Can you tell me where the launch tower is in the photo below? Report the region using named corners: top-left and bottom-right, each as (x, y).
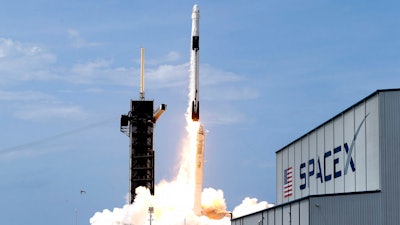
top-left (120, 48), bottom-right (166, 203)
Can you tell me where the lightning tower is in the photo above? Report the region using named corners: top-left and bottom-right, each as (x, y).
top-left (120, 48), bottom-right (166, 203)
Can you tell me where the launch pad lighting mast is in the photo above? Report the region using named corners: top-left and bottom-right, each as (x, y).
top-left (120, 48), bottom-right (166, 203)
top-left (140, 48), bottom-right (145, 100)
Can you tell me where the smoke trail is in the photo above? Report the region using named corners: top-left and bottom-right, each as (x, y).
top-left (0, 119), bottom-right (112, 156)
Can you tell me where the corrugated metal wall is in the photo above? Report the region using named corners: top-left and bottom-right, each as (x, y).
top-left (309, 192), bottom-right (381, 225)
top-left (240, 212), bottom-right (263, 225)
top-left (379, 91), bottom-right (400, 225)
top-left (231, 199), bottom-right (309, 225)
top-left (232, 193), bottom-right (380, 225)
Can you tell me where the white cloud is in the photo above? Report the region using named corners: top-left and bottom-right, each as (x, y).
top-left (65, 59), bottom-right (247, 93)
top-left (0, 37), bottom-right (58, 84)
top-left (201, 64), bottom-right (243, 86)
top-left (0, 37), bottom-right (248, 93)
top-left (67, 59), bottom-right (138, 86)
top-left (70, 59), bottom-right (114, 83)
top-left (67, 59), bottom-right (189, 88)
top-left (67, 29), bottom-right (102, 48)
top-left (146, 51), bottom-right (181, 65)
top-left (0, 37), bottom-right (256, 126)
top-left (0, 90), bottom-right (86, 121)
top-left (146, 63), bottom-right (188, 88)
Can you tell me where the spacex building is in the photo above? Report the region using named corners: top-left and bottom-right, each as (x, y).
top-left (232, 89), bottom-right (400, 225)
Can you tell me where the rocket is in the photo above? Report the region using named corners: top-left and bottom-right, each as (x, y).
top-left (191, 4), bottom-right (200, 121)
top-left (193, 124), bottom-right (205, 216)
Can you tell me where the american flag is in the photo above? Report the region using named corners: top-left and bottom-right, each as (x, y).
top-left (283, 167), bottom-right (293, 198)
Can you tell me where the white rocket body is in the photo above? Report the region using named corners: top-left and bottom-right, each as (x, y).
top-left (193, 124), bottom-right (205, 216)
top-left (190, 4), bottom-right (204, 217)
top-left (191, 4), bottom-right (200, 121)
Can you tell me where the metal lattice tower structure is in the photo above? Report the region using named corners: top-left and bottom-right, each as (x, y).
top-left (120, 48), bottom-right (166, 203)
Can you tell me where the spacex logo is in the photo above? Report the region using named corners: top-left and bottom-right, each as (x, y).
top-left (283, 114), bottom-right (369, 196)
top-left (298, 142), bottom-right (356, 191)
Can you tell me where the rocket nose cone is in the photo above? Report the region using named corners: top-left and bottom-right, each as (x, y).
top-left (192, 4), bottom-right (200, 19)
top-left (192, 4), bottom-right (199, 13)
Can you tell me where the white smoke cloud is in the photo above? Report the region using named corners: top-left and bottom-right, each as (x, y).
top-left (232, 197), bottom-right (273, 219)
top-left (201, 188), bottom-right (229, 220)
top-left (90, 206), bottom-right (128, 225)
top-left (90, 186), bottom-right (232, 225)
top-left (90, 188), bottom-right (276, 224)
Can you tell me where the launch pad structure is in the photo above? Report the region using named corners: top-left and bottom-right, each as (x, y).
top-left (119, 4), bottom-right (203, 207)
top-left (120, 48), bottom-right (166, 203)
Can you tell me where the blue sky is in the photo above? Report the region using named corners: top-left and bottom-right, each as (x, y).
top-left (0, 1), bottom-right (399, 224)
